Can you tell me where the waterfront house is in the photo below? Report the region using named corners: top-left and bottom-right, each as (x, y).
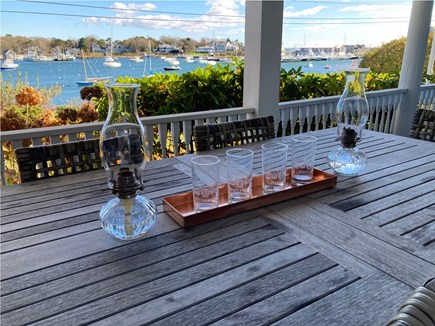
top-left (196, 46), bottom-right (215, 54)
top-left (2, 49), bottom-right (17, 60)
top-left (157, 44), bottom-right (179, 53)
top-left (213, 41), bottom-right (239, 53)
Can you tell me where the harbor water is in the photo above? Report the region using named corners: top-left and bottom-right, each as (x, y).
top-left (1, 57), bottom-right (361, 106)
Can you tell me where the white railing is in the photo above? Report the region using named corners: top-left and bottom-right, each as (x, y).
top-left (419, 83), bottom-right (435, 110)
top-left (3, 85), bottom-right (435, 185)
top-left (1, 107), bottom-right (255, 185)
top-left (279, 88), bottom-right (407, 135)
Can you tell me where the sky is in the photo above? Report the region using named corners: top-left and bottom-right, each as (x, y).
top-left (0, 0), bottom-right (432, 48)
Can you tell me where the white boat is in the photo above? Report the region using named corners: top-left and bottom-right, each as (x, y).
top-left (281, 57), bottom-right (296, 62)
top-left (52, 48), bottom-right (76, 61)
top-left (166, 58), bottom-right (180, 65)
top-left (130, 56), bottom-right (144, 63)
top-left (1, 59), bottom-right (19, 70)
top-left (142, 40), bottom-right (154, 77)
top-left (103, 35), bottom-right (122, 68)
top-left (103, 56), bottom-right (122, 68)
top-left (32, 55), bottom-right (54, 62)
top-left (164, 65), bottom-right (181, 71)
top-left (76, 77), bottom-right (112, 86)
top-left (77, 51), bottom-right (111, 86)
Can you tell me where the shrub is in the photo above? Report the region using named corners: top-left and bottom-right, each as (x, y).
top-left (32, 110), bottom-right (59, 128)
top-left (15, 86), bottom-right (42, 106)
top-left (80, 86), bottom-right (104, 102)
top-left (0, 109), bottom-right (27, 131)
top-left (78, 103), bottom-right (99, 122)
top-left (56, 106), bottom-right (78, 124)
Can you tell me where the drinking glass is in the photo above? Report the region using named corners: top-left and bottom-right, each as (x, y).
top-left (191, 155), bottom-right (220, 212)
top-left (226, 149), bottom-right (254, 204)
top-left (262, 142), bottom-right (288, 193)
top-left (291, 135), bottom-right (317, 185)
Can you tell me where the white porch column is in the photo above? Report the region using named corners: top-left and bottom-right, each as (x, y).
top-left (393, 0), bottom-right (434, 136)
top-left (243, 0), bottom-right (283, 128)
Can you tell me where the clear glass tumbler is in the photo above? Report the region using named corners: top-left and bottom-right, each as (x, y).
top-left (291, 135), bottom-right (317, 185)
top-left (191, 155), bottom-right (220, 212)
top-left (226, 149), bottom-right (254, 203)
top-left (262, 142), bottom-right (288, 193)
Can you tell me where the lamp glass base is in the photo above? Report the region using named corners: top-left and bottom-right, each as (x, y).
top-left (100, 195), bottom-right (157, 240)
top-left (327, 146), bottom-right (368, 176)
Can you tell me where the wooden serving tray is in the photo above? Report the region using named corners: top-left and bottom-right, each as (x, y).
top-left (163, 168), bottom-right (337, 228)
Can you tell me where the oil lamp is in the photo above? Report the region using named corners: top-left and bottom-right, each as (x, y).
top-left (99, 84), bottom-right (157, 240)
top-left (327, 68), bottom-right (369, 176)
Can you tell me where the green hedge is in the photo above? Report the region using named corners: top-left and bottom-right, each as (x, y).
top-left (93, 59), bottom-right (401, 120)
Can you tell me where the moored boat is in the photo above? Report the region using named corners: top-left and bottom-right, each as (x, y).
top-left (76, 77), bottom-right (111, 86)
top-left (103, 35), bottom-right (122, 68)
top-left (103, 56), bottom-right (122, 68)
top-left (77, 50), bottom-right (112, 86)
top-left (1, 59), bottom-right (19, 70)
top-left (164, 65), bottom-right (181, 71)
top-left (130, 56), bottom-right (144, 63)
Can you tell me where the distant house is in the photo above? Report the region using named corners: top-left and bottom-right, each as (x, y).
top-left (214, 41), bottom-right (239, 52)
top-left (91, 43), bottom-right (105, 53)
top-left (214, 43), bottom-right (227, 53)
top-left (2, 49), bottom-right (17, 60)
top-left (113, 44), bottom-right (131, 54)
top-left (157, 44), bottom-right (178, 53)
top-left (196, 46), bottom-right (214, 54)
top-left (224, 42), bottom-right (239, 52)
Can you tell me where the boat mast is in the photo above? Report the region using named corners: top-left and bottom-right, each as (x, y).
top-left (81, 49), bottom-right (88, 80)
top-left (149, 39), bottom-right (152, 74)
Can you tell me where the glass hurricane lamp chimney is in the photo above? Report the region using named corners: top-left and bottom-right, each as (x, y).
top-left (99, 83), bottom-right (156, 240)
top-left (327, 69), bottom-right (370, 177)
top-left (336, 68), bottom-right (370, 143)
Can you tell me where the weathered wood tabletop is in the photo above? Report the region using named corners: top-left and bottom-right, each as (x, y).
top-left (1, 128), bottom-right (434, 325)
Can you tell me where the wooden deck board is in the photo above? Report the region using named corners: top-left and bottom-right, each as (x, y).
top-left (271, 273), bottom-right (412, 326)
top-left (148, 254), bottom-right (337, 326)
top-left (266, 200), bottom-right (435, 287)
top-left (15, 238), bottom-right (308, 325)
top-left (382, 205), bottom-right (435, 236)
top-left (363, 192), bottom-right (435, 227)
top-left (210, 266), bottom-right (358, 326)
top-left (2, 129), bottom-right (434, 325)
top-left (1, 212), bottom-right (257, 294)
top-left (333, 181), bottom-right (435, 219)
top-left (89, 242), bottom-right (319, 326)
top-left (402, 221), bottom-right (435, 246)
top-left (2, 223), bottom-right (284, 315)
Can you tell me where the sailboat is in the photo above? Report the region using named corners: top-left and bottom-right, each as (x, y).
top-left (77, 50), bottom-right (112, 86)
top-left (103, 36), bottom-right (122, 68)
top-left (0, 50), bottom-right (18, 70)
top-left (130, 55), bottom-right (144, 63)
top-left (142, 40), bottom-right (154, 77)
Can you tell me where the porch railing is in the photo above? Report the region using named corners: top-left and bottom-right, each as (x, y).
top-left (1, 107), bottom-right (256, 185)
top-left (279, 87), bottom-right (407, 135)
top-left (418, 83), bottom-right (435, 110)
top-left (3, 84), bottom-right (435, 185)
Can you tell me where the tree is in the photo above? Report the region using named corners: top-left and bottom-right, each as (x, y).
top-left (78, 38), bottom-right (88, 52)
top-left (50, 38), bottom-right (66, 49)
top-left (360, 32), bottom-right (434, 75)
top-left (124, 36), bottom-right (149, 53)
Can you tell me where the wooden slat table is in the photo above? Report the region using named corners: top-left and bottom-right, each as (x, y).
top-left (1, 129), bottom-right (434, 326)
